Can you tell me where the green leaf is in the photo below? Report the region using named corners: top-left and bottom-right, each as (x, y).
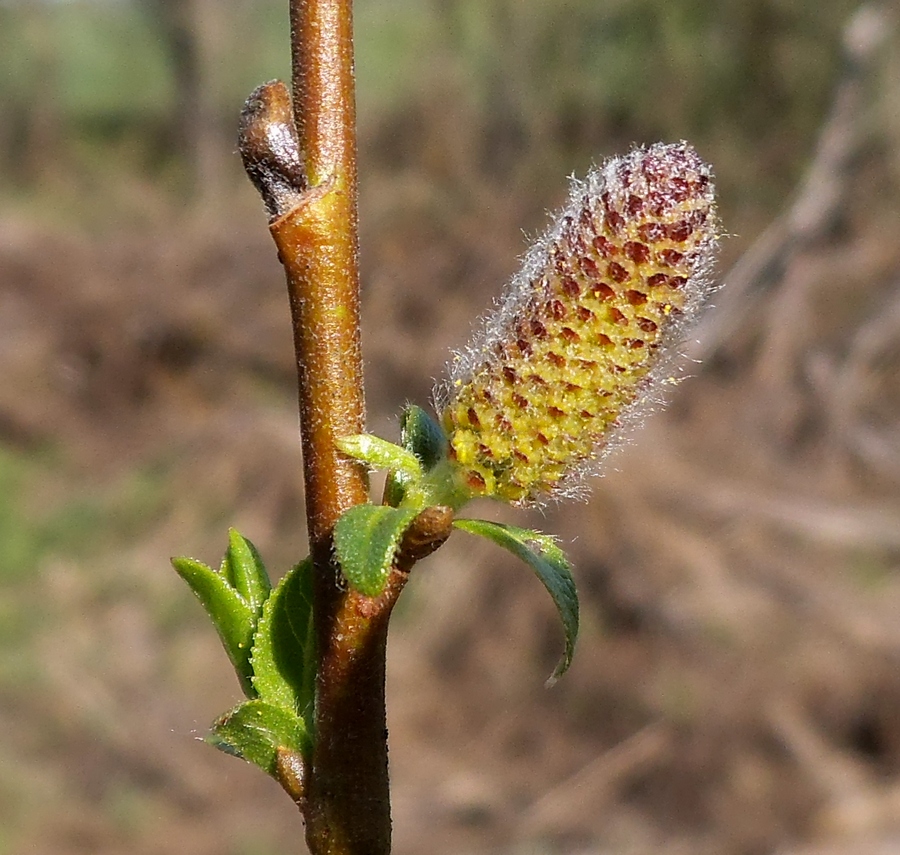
top-left (171, 555), bottom-right (257, 697)
top-left (384, 405), bottom-right (449, 506)
top-left (208, 699), bottom-right (311, 777)
top-left (335, 433), bottom-right (423, 479)
top-left (221, 528), bottom-right (272, 616)
top-left (250, 559), bottom-right (316, 729)
top-left (400, 405), bottom-right (447, 471)
top-left (383, 471), bottom-right (407, 509)
top-left (333, 504), bottom-right (419, 597)
top-left (453, 519), bottom-right (579, 683)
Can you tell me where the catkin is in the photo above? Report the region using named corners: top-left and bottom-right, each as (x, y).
top-left (436, 142), bottom-right (719, 504)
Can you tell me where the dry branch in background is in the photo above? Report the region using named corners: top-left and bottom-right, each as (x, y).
top-left (689, 3), bottom-right (892, 366)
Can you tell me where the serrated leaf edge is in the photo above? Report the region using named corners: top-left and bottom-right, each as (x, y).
top-left (249, 559), bottom-right (315, 717)
top-left (207, 698), bottom-right (311, 777)
top-left (224, 528), bottom-right (272, 615)
top-left (333, 504), bottom-right (420, 597)
top-left (171, 555), bottom-right (257, 696)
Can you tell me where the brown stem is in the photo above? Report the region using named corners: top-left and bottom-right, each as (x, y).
top-left (238, 5), bottom-right (457, 851)
top-left (239, 3), bottom-right (416, 853)
top-left (272, 173), bottom-right (393, 853)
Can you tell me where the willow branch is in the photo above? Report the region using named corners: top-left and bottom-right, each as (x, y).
top-left (239, 1), bottom-right (425, 852)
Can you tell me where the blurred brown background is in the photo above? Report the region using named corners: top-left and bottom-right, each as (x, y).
top-left (2, 1), bottom-right (900, 853)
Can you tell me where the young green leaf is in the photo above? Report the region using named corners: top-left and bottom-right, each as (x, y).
top-left (333, 504), bottom-right (419, 597)
top-left (382, 404), bottom-right (450, 506)
top-left (383, 470), bottom-right (407, 509)
top-left (221, 528), bottom-right (272, 615)
top-left (250, 559), bottom-right (316, 729)
top-left (400, 404), bottom-right (447, 471)
top-left (171, 556), bottom-right (257, 697)
top-left (336, 433), bottom-right (423, 479)
top-left (208, 699), bottom-right (311, 777)
top-left (453, 518), bottom-right (579, 683)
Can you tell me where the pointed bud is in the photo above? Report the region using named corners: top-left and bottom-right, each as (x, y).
top-left (436, 142), bottom-right (719, 504)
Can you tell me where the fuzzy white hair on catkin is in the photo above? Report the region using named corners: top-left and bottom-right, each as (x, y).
top-left (434, 142), bottom-right (720, 504)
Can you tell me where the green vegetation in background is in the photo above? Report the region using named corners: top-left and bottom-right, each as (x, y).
top-left (0, 0), bottom-right (861, 219)
top-left (418, 0), bottom-right (858, 202)
top-left (0, 451), bottom-right (39, 583)
top-left (0, 0), bottom-right (287, 120)
top-left (0, 447), bottom-right (172, 664)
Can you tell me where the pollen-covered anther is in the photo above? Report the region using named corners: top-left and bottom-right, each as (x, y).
top-left (437, 141), bottom-right (719, 505)
top-left (624, 242), bottom-right (650, 264)
top-left (546, 299), bottom-right (567, 319)
top-left (593, 282), bottom-right (616, 300)
top-left (607, 262), bottom-right (629, 283)
top-left (466, 471), bottom-right (487, 492)
top-left (592, 235), bottom-right (617, 257)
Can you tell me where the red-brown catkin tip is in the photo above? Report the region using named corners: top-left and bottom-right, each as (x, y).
top-left (436, 142), bottom-right (719, 505)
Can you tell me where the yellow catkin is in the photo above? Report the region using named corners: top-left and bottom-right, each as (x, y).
top-left (436, 142), bottom-right (719, 504)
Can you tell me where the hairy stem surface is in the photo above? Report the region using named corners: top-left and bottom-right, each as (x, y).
top-left (280, 1), bottom-right (388, 852)
top-left (239, 4), bottom-right (447, 850)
